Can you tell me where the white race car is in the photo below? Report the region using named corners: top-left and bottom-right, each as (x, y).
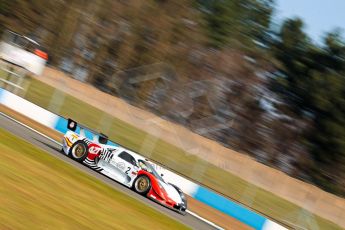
top-left (61, 119), bottom-right (187, 214)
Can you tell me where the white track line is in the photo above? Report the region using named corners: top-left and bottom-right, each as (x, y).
top-left (0, 112), bottom-right (225, 230)
top-left (0, 112), bottom-right (62, 146)
top-left (187, 210), bottom-right (224, 230)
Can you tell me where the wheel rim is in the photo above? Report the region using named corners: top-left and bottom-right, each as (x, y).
top-left (72, 144), bottom-right (86, 159)
top-left (135, 177), bottom-right (149, 192)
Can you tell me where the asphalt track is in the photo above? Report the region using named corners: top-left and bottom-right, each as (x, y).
top-left (0, 113), bottom-right (218, 230)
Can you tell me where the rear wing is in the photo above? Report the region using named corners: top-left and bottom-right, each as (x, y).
top-left (67, 118), bottom-right (108, 144)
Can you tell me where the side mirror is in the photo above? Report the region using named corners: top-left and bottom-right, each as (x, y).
top-left (67, 118), bottom-right (77, 131)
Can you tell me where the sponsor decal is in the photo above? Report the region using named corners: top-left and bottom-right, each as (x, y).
top-left (71, 134), bottom-right (78, 140)
top-left (64, 137), bottom-right (73, 147)
top-left (117, 162), bottom-right (125, 170)
top-left (89, 146), bottom-right (101, 155)
top-left (99, 149), bottom-right (114, 162)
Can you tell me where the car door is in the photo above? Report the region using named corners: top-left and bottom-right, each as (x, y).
top-left (109, 150), bottom-right (138, 185)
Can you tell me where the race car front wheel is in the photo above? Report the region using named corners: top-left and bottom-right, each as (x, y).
top-left (133, 175), bottom-right (151, 195)
top-left (69, 140), bottom-right (88, 163)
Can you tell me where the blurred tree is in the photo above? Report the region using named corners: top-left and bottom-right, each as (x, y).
top-left (307, 34), bottom-right (345, 194)
top-left (197, 0), bottom-right (274, 48)
top-left (199, 0), bottom-right (237, 48)
top-left (272, 19), bottom-right (345, 195)
top-left (0, 0), bottom-right (15, 17)
top-left (272, 18), bottom-right (312, 112)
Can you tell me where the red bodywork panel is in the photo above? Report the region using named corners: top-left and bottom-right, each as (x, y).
top-left (136, 170), bottom-right (177, 208)
top-left (86, 143), bottom-right (102, 160)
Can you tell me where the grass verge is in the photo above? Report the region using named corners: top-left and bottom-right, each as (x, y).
top-left (0, 128), bottom-right (189, 230)
top-left (3, 76), bottom-right (342, 229)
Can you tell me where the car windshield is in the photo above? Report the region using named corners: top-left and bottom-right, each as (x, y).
top-left (138, 160), bottom-right (164, 181)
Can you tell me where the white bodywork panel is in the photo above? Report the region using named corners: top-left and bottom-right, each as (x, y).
top-left (161, 182), bottom-right (183, 204)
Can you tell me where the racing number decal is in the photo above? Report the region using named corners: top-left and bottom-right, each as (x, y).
top-left (125, 167), bottom-right (131, 174)
top-left (87, 144), bottom-right (102, 160)
top-left (89, 146), bottom-right (101, 155)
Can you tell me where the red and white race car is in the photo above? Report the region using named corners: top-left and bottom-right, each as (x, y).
top-left (61, 119), bottom-right (187, 214)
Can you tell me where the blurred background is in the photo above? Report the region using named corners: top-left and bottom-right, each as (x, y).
top-left (0, 0), bottom-right (344, 199)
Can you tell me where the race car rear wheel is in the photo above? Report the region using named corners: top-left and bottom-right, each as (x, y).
top-left (69, 140), bottom-right (88, 163)
top-left (133, 175), bottom-right (151, 195)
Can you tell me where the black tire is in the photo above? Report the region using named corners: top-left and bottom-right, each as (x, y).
top-left (68, 140), bottom-right (88, 163)
top-left (133, 175), bottom-right (151, 195)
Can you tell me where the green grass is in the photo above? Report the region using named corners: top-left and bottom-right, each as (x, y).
top-left (5, 77), bottom-right (343, 229)
top-left (0, 128), bottom-right (189, 230)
